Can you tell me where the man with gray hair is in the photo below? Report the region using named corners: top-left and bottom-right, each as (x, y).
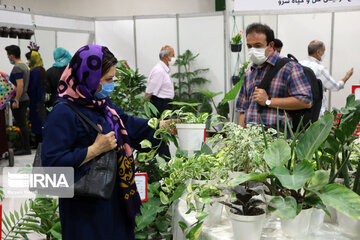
top-left (300, 40), bottom-right (353, 116)
top-left (146, 45), bottom-right (176, 116)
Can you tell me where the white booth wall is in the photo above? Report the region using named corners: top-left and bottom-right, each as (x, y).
top-left (0, 8), bottom-right (94, 75)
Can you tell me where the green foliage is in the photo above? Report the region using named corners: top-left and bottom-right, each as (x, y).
top-left (172, 50), bottom-right (210, 113)
top-left (110, 61), bottom-right (158, 118)
top-left (231, 33), bottom-right (242, 44)
top-left (210, 122), bottom-right (277, 172)
top-left (2, 198), bottom-right (61, 240)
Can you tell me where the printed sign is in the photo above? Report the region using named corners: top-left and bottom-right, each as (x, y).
top-left (135, 173), bottom-right (148, 202)
top-left (234, 0), bottom-right (359, 11)
top-left (352, 85), bottom-right (360, 100)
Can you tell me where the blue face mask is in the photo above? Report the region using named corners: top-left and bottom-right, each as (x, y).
top-left (94, 82), bottom-right (115, 99)
top-left (9, 59), bottom-right (15, 65)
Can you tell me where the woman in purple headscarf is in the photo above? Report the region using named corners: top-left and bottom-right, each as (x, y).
top-left (41, 45), bottom-right (164, 240)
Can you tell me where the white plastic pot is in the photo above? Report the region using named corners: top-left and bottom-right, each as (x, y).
top-left (337, 210), bottom-right (360, 237)
top-left (309, 208), bottom-right (325, 233)
top-left (281, 208), bottom-right (313, 238)
top-left (324, 206), bottom-right (337, 223)
top-left (203, 196), bottom-right (225, 227)
top-left (229, 210), bottom-right (266, 240)
top-left (176, 123), bottom-right (206, 151)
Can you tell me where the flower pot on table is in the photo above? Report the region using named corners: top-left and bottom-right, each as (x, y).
top-left (176, 123), bottom-right (206, 151)
top-left (281, 208), bottom-right (312, 238)
top-left (229, 208), bottom-right (266, 240)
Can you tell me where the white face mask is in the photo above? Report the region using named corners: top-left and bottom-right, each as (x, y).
top-left (248, 48), bottom-right (267, 65)
top-left (169, 57), bottom-right (177, 65)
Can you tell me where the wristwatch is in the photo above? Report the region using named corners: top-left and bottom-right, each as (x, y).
top-left (265, 97), bottom-right (271, 107)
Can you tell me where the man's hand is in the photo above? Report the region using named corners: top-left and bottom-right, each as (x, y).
top-left (12, 101), bottom-right (19, 109)
top-left (343, 68), bottom-right (354, 83)
top-left (253, 87), bottom-right (269, 106)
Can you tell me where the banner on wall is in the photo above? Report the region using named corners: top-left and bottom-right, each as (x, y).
top-left (234, 0), bottom-right (360, 12)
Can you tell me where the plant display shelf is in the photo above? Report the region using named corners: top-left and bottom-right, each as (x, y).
top-left (173, 198), bottom-right (356, 240)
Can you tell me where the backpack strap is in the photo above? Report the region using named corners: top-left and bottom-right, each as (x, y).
top-left (258, 58), bottom-right (291, 90)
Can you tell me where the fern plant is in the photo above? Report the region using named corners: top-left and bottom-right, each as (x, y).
top-left (2, 198), bottom-right (61, 240)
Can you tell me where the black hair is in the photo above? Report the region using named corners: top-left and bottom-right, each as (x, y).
top-left (274, 39), bottom-right (283, 48)
top-left (5, 45), bottom-right (21, 59)
top-left (246, 23), bottom-right (275, 45)
top-left (25, 51), bottom-right (31, 60)
top-left (101, 47), bottom-right (117, 77)
top-left (308, 41), bottom-right (324, 55)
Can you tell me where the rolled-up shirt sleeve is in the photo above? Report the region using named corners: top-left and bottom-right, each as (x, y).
top-left (288, 64), bottom-right (312, 105)
top-left (41, 104), bottom-right (88, 168)
top-left (146, 70), bottom-right (164, 96)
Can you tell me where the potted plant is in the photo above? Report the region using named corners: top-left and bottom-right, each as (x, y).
top-left (18, 28), bottom-right (27, 39)
top-left (0, 26), bottom-right (10, 38)
top-left (231, 31), bottom-right (243, 52)
top-left (24, 29), bottom-right (34, 40)
top-left (229, 113), bottom-right (360, 238)
top-left (220, 182), bottom-right (267, 240)
top-left (9, 28), bottom-right (19, 38)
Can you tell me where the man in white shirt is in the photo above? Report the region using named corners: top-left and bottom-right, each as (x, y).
top-left (146, 45), bottom-right (176, 116)
top-left (300, 40), bottom-right (353, 116)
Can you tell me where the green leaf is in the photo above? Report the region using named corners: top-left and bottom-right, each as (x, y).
top-left (268, 196), bottom-right (297, 219)
top-left (159, 191), bottom-right (170, 205)
top-left (195, 211), bottom-right (209, 221)
top-left (148, 118), bottom-right (159, 129)
top-left (230, 172), bottom-right (268, 187)
top-left (317, 184), bottom-right (360, 220)
top-left (140, 139), bottom-right (152, 149)
top-left (170, 101), bottom-right (201, 107)
top-left (308, 170), bottom-right (329, 192)
top-left (155, 217), bottom-right (170, 233)
top-left (186, 222), bottom-right (204, 240)
top-left (220, 75), bottom-right (244, 105)
top-left (179, 221), bottom-right (188, 233)
top-left (169, 183), bottom-right (187, 202)
top-left (135, 202), bottom-right (159, 231)
top-left (296, 114), bottom-right (334, 161)
top-left (10, 212), bottom-right (16, 224)
top-left (271, 161), bottom-right (314, 191)
top-left (263, 139), bottom-right (291, 169)
top-left (195, 88), bottom-right (222, 98)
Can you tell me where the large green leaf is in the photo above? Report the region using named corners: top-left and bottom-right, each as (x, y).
top-left (271, 161), bottom-right (314, 191)
top-left (263, 139), bottom-right (291, 169)
top-left (229, 172), bottom-right (269, 187)
top-left (308, 170), bottom-right (329, 192)
top-left (220, 76), bottom-right (244, 105)
top-left (296, 114), bottom-right (334, 161)
top-left (317, 184), bottom-right (360, 220)
top-left (268, 196), bottom-right (297, 219)
top-left (169, 183), bottom-right (187, 202)
top-left (135, 198), bottom-right (162, 231)
top-left (194, 88), bottom-right (222, 98)
top-left (186, 222), bottom-right (203, 240)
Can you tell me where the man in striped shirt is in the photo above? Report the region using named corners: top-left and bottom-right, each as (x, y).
top-left (300, 40), bottom-right (354, 117)
top-left (236, 23), bottom-right (312, 130)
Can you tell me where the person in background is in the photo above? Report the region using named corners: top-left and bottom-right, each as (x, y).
top-left (5, 45), bottom-right (31, 155)
top-left (300, 40), bottom-right (354, 116)
top-left (25, 42), bottom-right (46, 146)
top-left (145, 45), bottom-right (176, 116)
top-left (273, 38), bottom-right (283, 54)
top-left (236, 23), bottom-right (312, 130)
top-left (42, 45), bottom-right (174, 240)
top-left (45, 47), bottom-right (72, 108)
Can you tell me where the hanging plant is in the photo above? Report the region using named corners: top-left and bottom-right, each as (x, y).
top-left (0, 26), bottom-right (10, 38)
top-left (231, 30), bottom-right (243, 52)
top-left (24, 29), bottom-right (34, 39)
top-left (18, 28), bottom-right (27, 39)
top-left (9, 28), bottom-right (20, 38)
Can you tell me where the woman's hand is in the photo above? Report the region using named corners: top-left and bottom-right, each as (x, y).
top-left (81, 125), bottom-right (117, 166)
top-left (159, 119), bottom-right (178, 135)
